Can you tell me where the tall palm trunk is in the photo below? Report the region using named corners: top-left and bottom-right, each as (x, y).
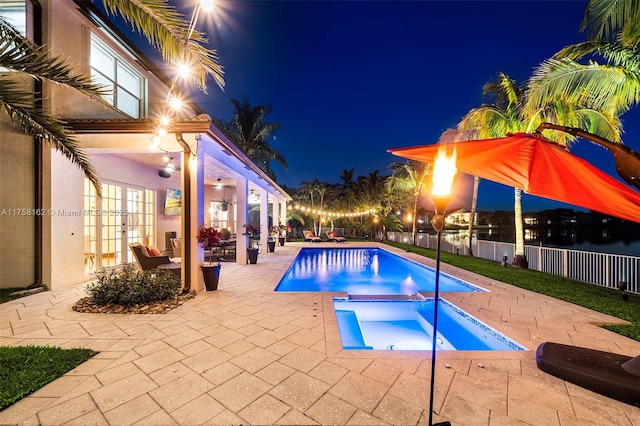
top-left (513, 188), bottom-right (528, 268)
top-left (467, 176), bottom-right (480, 256)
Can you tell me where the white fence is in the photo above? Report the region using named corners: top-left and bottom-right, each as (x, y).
top-left (386, 231), bottom-right (640, 294)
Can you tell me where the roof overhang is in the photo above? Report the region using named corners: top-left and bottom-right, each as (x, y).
top-left (67, 116), bottom-right (292, 201)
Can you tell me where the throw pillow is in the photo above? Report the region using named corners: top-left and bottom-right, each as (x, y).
top-left (149, 247), bottom-right (162, 257)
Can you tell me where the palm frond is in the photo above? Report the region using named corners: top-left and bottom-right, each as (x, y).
top-left (0, 17), bottom-right (108, 98)
top-left (526, 57), bottom-right (640, 115)
top-left (0, 81), bottom-right (101, 195)
top-left (580, 0), bottom-right (640, 44)
top-left (101, 0), bottom-right (224, 92)
top-left (556, 40), bottom-right (640, 72)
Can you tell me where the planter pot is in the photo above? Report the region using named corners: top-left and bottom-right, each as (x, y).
top-left (267, 241), bottom-right (276, 252)
top-left (247, 248), bottom-right (259, 264)
top-left (201, 264), bottom-right (220, 291)
top-left (286, 234), bottom-right (291, 242)
top-left (279, 237), bottom-right (285, 246)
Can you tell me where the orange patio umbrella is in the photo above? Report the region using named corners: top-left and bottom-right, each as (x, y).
top-left (388, 132), bottom-right (640, 224)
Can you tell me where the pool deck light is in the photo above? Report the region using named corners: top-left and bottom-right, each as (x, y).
top-left (428, 146), bottom-right (456, 426)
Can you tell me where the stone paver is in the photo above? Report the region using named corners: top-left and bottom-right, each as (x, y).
top-left (2, 242), bottom-right (640, 425)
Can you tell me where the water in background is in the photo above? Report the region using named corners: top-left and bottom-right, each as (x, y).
top-left (456, 226), bottom-right (640, 257)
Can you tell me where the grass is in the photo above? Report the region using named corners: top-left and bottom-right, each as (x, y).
top-left (0, 288), bottom-right (33, 304)
top-left (0, 345), bottom-right (96, 411)
top-left (384, 241), bottom-right (640, 341)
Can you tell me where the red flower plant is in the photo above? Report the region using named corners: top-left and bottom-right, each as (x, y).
top-left (196, 226), bottom-right (220, 248)
top-left (242, 224), bottom-right (260, 239)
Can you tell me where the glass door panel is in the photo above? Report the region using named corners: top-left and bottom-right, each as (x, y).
top-left (100, 183), bottom-right (123, 268)
top-left (84, 180), bottom-right (156, 273)
top-left (126, 187), bottom-right (145, 262)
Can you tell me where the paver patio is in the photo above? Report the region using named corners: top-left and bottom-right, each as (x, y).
top-left (1, 242), bottom-right (640, 425)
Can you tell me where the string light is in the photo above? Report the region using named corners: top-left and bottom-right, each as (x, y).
top-left (288, 204), bottom-right (375, 219)
top-left (150, 0), bottom-right (216, 149)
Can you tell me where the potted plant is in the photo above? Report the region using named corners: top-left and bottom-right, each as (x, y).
top-left (219, 198), bottom-right (230, 212)
top-left (267, 226), bottom-right (279, 252)
top-left (278, 224), bottom-right (287, 246)
top-left (197, 226), bottom-right (221, 291)
top-left (242, 224), bottom-right (260, 264)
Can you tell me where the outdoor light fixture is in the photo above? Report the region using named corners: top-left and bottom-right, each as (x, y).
top-left (216, 178), bottom-right (222, 189)
top-left (428, 146), bottom-right (456, 426)
top-left (159, 156), bottom-right (175, 178)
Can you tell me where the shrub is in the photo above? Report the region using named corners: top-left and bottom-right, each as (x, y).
top-left (85, 263), bottom-right (181, 306)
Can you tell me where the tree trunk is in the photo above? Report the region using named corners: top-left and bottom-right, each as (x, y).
top-left (513, 188), bottom-right (528, 268)
top-left (412, 191), bottom-right (418, 246)
top-left (467, 176), bottom-right (480, 256)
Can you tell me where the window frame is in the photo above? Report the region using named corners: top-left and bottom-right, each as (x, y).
top-left (90, 32), bottom-right (146, 118)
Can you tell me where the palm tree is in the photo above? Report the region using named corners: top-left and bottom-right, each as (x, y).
top-left (460, 73), bottom-right (621, 267)
top-left (526, 0), bottom-right (640, 125)
top-left (339, 168), bottom-right (356, 211)
top-left (387, 160), bottom-right (430, 246)
top-left (214, 98), bottom-right (286, 181)
top-left (0, 18), bottom-right (106, 192)
top-left (1, 0), bottom-right (225, 194)
top-left (458, 74), bottom-right (530, 266)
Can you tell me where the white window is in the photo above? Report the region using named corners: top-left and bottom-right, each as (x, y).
top-left (90, 33), bottom-right (145, 118)
top-left (0, 0), bottom-right (26, 35)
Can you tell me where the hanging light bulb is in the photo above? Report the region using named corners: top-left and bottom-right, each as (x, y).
top-left (169, 97), bottom-right (183, 110)
top-left (200, 0), bottom-right (215, 12)
top-left (177, 62), bottom-right (191, 79)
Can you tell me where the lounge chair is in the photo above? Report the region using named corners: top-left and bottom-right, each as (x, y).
top-left (129, 243), bottom-right (179, 272)
top-left (326, 230), bottom-right (346, 242)
top-left (536, 342), bottom-right (640, 406)
top-left (303, 230), bottom-right (323, 242)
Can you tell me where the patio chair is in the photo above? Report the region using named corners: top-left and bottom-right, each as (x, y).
top-left (325, 230), bottom-right (347, 242)
top-left (129, 243), bottom-right (179, 272)
top-left (303, 230), bottom-right (323, 242)
top-left (536, 341), bottom-right (640, 406)
top-left (171, 237), bottom-right (182, 258)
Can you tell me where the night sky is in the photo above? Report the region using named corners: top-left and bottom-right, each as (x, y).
top-left (171, 0), bottom-right (640, 212)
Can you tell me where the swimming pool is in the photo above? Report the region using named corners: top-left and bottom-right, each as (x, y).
top-left (334, 297), bottom-right (526, 351)
top-left (275, 247), bottom-right (485, 294)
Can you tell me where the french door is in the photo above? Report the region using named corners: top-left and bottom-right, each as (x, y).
top-left (84, 180), bottom-right (155, 274)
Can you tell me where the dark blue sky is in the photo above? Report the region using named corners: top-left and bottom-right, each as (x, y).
top-left (176, 0), bottom-right (640, 212)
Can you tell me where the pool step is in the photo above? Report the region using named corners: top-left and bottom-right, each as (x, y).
top-left (335, 310), bottom-right (373, 350)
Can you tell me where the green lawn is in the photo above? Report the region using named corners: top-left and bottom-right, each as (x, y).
top-left (384, 241), bottom-right (640, 341)
top-left (0, 345), bottom-right (96, 411)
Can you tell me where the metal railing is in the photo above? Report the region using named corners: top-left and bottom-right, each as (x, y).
top-left (386, 231), bottom-right (640, 294)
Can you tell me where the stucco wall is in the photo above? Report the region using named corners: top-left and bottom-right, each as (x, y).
top-left (0, 120), bottom-right (36, 289)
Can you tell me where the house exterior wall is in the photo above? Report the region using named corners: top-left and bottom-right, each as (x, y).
top-left (0, 121), bottom-right (36, 288)
top-left (43, 0), bottom-right (168, 121)
top-left (0, 0), bottom-right (291, 290)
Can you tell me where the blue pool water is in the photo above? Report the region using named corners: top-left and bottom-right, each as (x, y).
top-left (334, 298), bottom-right (526, 351)
top-left (274, 247), bottom-right (485, 294)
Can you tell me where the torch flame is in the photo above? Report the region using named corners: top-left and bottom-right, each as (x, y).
top-left (432, 146), bottom-right (457, 196)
